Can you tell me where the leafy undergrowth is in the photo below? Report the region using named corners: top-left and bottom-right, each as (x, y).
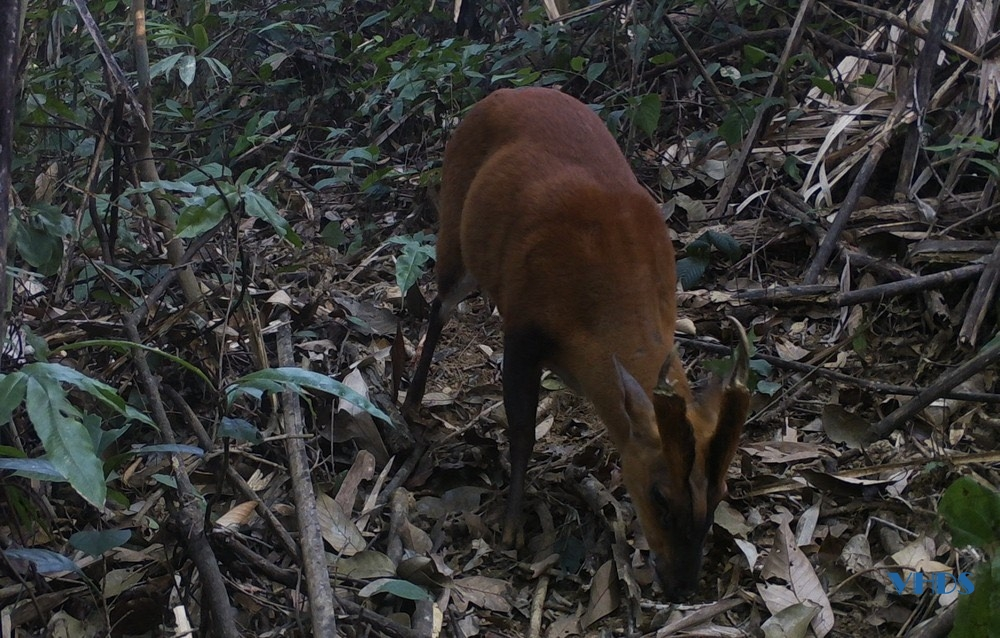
top-left (4, 0), bottom-right (1000, 636)
top-left (9, 182), bottom-right (996, 636)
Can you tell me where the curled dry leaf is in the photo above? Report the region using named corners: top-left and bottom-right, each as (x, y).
top-left (315, 492), bottom-right (366, 556)
top-left (213, 501), bottom-right (257, 531)
top-left (840, 534), bottom-right (874, 574)
top-left (821, 404), bottom-right (876, 448)
top-left (758, 521), bottom-right (834, 638)
top-left (265, 289), bottom-right (293, 307)
top-left (452, 576), bottom-right (511, 613)
top-left (331, 550), bottom-right (396, 580)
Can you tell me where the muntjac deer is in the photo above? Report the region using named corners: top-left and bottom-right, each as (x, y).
top-left (403, 87), bottom-right (750, 600)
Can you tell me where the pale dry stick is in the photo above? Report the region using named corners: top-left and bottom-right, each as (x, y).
top-left (873, 337), bottom-right (1000, 438)
top-left (803, 103), bottom-right (910, 284)
top-left (959, 240), bottom-right (1000, 347)
top-left (645, 598), bottom-right (746, 637)
top-left (711, 0), bottom-right (816, 220)
top-left (746, 451), bottom-right (1000, 499)
top-left (675, 335), bottom-right (1000, 404)
top-left (527, 575), bottom-right (550, 638)
top-left (275, 314), bottom-right (338, 636)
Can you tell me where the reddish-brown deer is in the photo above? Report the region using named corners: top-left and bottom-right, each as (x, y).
top-left (404, 87), bottom-right (750, 600)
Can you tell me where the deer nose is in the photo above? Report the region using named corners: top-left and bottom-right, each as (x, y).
top-left (654, 548), bottom-right (704, 601)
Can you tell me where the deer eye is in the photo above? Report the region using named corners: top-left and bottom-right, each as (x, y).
top-left (651, 487), bottom-right (670, 514)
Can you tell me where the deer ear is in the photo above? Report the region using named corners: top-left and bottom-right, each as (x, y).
top-left (653, 382), bottom-right (695, 481)
top-left (613, 356), bottom-right (655, 444)
top-left (707, 318), bottom-right (753, 492)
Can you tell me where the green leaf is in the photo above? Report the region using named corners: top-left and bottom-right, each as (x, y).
top-left (177, 199), bottom-right (227, 238)
top-left (951, 558), bottom-right (1000, 638)
top-left (633, 93), bottom-right (661, 137)
top-left (939, 476), bottom-right (1000, 551)
top-left (676, 256), bottom-right (709, 290)
top-left (4, 548), bottom-right (81, 574)
top-left (22, 362), bottom-right (154, 425)
top-left (15, 224), bottom-right (62, 275)
top-left (359, 11), bottom-right (388, 28)
top-left (149, 52), bottom-right (184, 80)
top-left (70, 529), bottom-right (132, 557)
top-left (585, 61), bottom-right (607, 84)
top-left (811, 76), bottom-right (836, 97)
top-left (218, 417), bottom-right (262, 444)
top-left (704, 230), bottom-right (742, 260)
top-left (395, 242), bottom-right (433, 294)
top-left (25, 377), bottom-right (106, 508)
top-left (357, 578), bottom-right (433, 601)
top-left (58, 339), bottom-right (214, 393)
top-left (244, 189), bottom-right (302, 247)
top-left (191, 24), bottom-right (209, 52)
top-left (225, 368), bottom-right (391, 423)
top-left (0, 458), bottom-right (67, 481)
top-left (755, 380), bottom-right (781, 396)
top-left (0, 372), bottom-right (27, 426)
top-left (743, 45), bottom-right (768, 66)
top-left (718, 115), bottom-right (745, 147)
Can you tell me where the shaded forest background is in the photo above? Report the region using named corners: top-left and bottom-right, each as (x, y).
top-left (0, 0), bottom-right (999, 636)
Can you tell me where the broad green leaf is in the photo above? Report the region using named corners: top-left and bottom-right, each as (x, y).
top-left (4, 548), bottom-right (80, 574)
top-left (0, 372), bottom-right (27, 425)
top-left (951, 558), bottom-right (1000, 638)
top-left (191, 24), bottom-right (209, 52)
top-left (676, 256), bottom-right (709, 290)
top-left (244, 189), bottom-right (302, 246)
top-left (70, 529), bottom-right (132, 557)
top-left (226, 368), bottom-right (390, 423)
top-left (357, 578), bottom-right (433, 601)
top-left (25, 380), bottom-right (107, 508)
top-left (15, 225), bottom-right (62, 275)
top-left (705, 230), bottom-right (742, 260)
top-left (939, 476), bottom-right (1000, 551)
top-left (0, 458), bottom-right (67, 481)
top-left (218, 417), bottom-right (262, 444)
top-left (395, 242), bottom-right (433, 293)
top-left (633, 93), bottom-right (661, 137)
top-left (177, 199), bottom-right (227, 238)
top-left (149, 52), bottom-right (184, 80)
top-left (25, 377), bottom-right (106, 508)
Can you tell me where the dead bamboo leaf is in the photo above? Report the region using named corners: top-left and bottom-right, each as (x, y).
top-left (316, 492), bottom-right (366, 556)
top-left (581, 560), bottom-right (619, 629)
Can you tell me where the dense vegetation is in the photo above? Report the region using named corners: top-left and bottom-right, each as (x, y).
top-left (1, 0), bottom-right (998, 636)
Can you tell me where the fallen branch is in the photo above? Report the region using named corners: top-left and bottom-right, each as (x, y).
top-left (676, 335), bottom-right (1000, 404)
top-left (959, 240), bottom-right (1000, 347)
top-left (873, 337), bottom-right (1000, 438)
top-left (737, 263), bottom-right (984, 307)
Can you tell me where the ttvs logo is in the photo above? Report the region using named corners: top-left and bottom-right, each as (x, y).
top-left (888, 571), bottom-right (975, 595)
